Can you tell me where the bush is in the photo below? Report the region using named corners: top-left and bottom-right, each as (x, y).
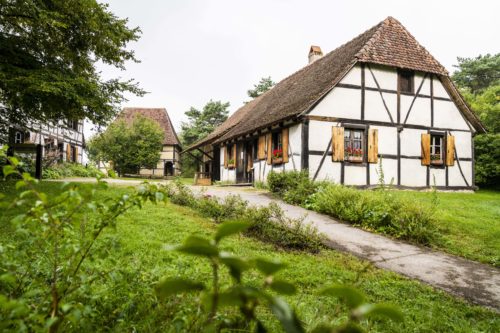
top-left (42, 163), bottom-right (104, 179)
top-left (163, 179), bottom-right (324, 253)
top-left (310, 184), bottom-right (437, 244)
top-left (267, 170), bottom-right (319, 205)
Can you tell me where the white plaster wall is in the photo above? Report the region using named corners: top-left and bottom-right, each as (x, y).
top-left (452, 131), bottom-right (472, 158)
top-left (416, 73), bottom-right (431, 96)
top-left (448, 161), bottom-right (472, 186)
top-left (430, 167), bottom-right (446, 186)
top-left (287, 123), bottom-right (302, 171)
top-left (401, 95), bottom-right (430, 127)
top-left (400, 159), bottom-right (427, 186)
top-left (373, 126), bottom-right (397, 155)
top-left (370, 158), bottom-right (398, 186)
top-left (365, 65), bottom-right (397, 90)
top-left (308, 87), bottom-right (361, 119)
top-left (339, 64), bottom-right (361, 85)
top-left (344, 166), bottom-right (366, 186)
top-left (434, 100), bottom-right (470, 130)
top-left (364, 91), bottom-right (397, 123)
top-left (400, 128), bottom-right (426, 156)
top-left (309, 121), bottom-right (338, 151)
top-left (310, 156), bottom-right (341, 183)
top-left (433, 78), bottom-right (450, 99)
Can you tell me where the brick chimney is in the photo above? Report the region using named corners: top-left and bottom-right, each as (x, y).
top-left (308, 45), bottom-right (323, 64)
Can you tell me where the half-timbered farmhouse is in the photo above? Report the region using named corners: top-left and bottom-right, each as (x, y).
top-left (119, 107), bottom-right (181, 177)
top-left (185, 17), bottom-right (485, 189)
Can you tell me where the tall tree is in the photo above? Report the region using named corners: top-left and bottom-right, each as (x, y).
top-left (87, 115), bottom-right (163, 176)
top-left (180, 100), bottom-right (229, 176)
top-left (453, 54), bottom-right (500, 187)
top-left (452, 54), bottom-right (499, 94)
top-left (0, 0), bottom-right (144, 141)
top-left (247, 76), bottom-right (275, 99)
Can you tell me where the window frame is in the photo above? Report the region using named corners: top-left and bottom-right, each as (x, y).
top-left (430, 132), bottom-right (446, 167)
top-left (14, 131), bottom-right (24, 144)
top-left (342, 124), bottom-right (367, 165)
top-left (271, 131), bottom-right (283, 164)
top-left (398, 70), bottom-right (415, 94)
top-left (226, 143), bottom-right (235, 167)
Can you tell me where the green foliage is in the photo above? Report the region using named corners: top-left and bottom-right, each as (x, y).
top-left (163, 180), bottom-right (325, 253)
top-left (0, 146), bottom-right (168, 332)
top-left (267, 170), bottom-right (320, 205)
top-left (42, 163), bottom-right (104, 179)
top-left (452, 54), bottom-right (499, 94)
top-left (0, 0), bottom-right (144, 141)
top-left (267, 171), bottom-right (437, 245)
top-left (157, 221), bottom-right (402, 332)
top-left (452, 54), bottom-right (500, 187)
top-left (247, 76), bottom-right (276, 99)
top-left (87, 115), bottom-right (164, 176)
top-left (180, 100), bottom-right (230, 176)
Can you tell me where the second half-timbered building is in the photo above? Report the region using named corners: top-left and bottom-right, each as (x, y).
top-left (185, 17), bottom-right (485, 189)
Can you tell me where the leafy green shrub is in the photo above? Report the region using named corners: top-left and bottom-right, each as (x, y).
top-left (267, 170), bottom-right (319, 205)
top-left (243, 203), bottom-right (325, 253)
top-left (310, 184), bottom-right (437, 244)
top-left (197, 194), bottom-right (248, 223)
top-left (42, 163), bottom-right (104, 179)
top-left (156, 221), bottom-right (403, 332)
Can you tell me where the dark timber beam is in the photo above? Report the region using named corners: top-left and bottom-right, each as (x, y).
top-left (196, 148), bottom-right (214, 160)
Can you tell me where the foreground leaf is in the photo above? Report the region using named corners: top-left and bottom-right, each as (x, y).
top-left (319, 285), bottom-right (365, 309)
top-left (269, 297), bottom-right (305, 333)
top-left (215, 221), bottom-right (250, 242)
top-left (354, 303), bottom-right (403, 322)
top-left (255, 258), bottom-right (286, 276)
top-left (156, 277), bottom-right (205, 298)
top-left (175, 236), bottom-right (219, 257)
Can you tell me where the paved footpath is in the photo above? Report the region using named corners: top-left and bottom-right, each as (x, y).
top-left (58, 179), bottom-right (499, 310)
top-left (198, 186), bottom-right (500, 311)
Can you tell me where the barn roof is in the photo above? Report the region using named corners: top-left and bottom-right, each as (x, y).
top-left (119, 107), bottom-right (181, 146)
top-left (187, 16), bottom-right (484, 151)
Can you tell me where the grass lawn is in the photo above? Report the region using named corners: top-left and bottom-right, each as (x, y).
top-left (0, 181), bottom-right (498, 332)
top-left (387, 190), bottom-right (500, 267)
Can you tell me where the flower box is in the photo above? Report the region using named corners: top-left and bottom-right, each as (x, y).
top-left (272, 157), bottom-right (283, 165)
top-left (227, 159), bottom-right (235, 169)
top-left (347, 155), bottom-right (363, 163)
top-left (430, 154), bottom-right (443, 165)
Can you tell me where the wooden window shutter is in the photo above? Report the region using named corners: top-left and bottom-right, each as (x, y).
top-left (247, 150), bottom-right (253, 172)
top-left (266, 134), bottom-right (272, 165)
top-left (224, 145), bottom-right (228, 168)
top-left (66, 144), bottom-right (71, 162)
top-left (332, 127), bottom-right (344, 162)
top-left (74, 147), bottom-right (78, 163)
top-left (421, 134), bottom-right (431, 166)
top-left (233, 144), bottom-right (237, 167)
top-left (446, 135), bottom-right (455, 166)
top-left (282, 128), bottom-right (289, 163)
top-left (367, 128), bottom-right (378, 163)
top-left (258, 135), bottom-right (266, 160)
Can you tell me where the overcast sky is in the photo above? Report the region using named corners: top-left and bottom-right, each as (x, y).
top-left (95, 0), bottom-right (499, 136)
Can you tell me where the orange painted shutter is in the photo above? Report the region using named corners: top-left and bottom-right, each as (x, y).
top-left (282, 128), bottom-right (289, 163)
top-left (66, 144), bottom-right (71, 162)
top-left (421, 134), bottom-right (431, 166)
top-left (233, 144), bottom-right (237, 167)
top-left (258, 135), bottom-right (266, 160)
top-left (74, 147), bottom-right (78, 163)
top-left (224, 145), bottom-right (228, 168)
top-left (446, 135), bottom-right (455, 166)
top-left (247, 150), bottom-right (253, 172)
top-left (332, 127), bottom-right (344, 162)
top-left (266, 134), bottom-right (272, 165)
top-left (367, 128), bottom-right (378, 163)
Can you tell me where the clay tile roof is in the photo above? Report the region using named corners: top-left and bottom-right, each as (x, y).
top-left (119, 107), bottom-right (181, 146)
top-left (198, 16), bottom-right (484, 147)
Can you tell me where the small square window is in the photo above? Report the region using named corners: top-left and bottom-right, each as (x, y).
top-left (430, 134), bottom-right (444, 165)
top-left (14, 131), bottom-right (24, 144)
top-left (344, 128), bottom-right (364, 163)
top-left (399, 70), bottom-right (414, 94)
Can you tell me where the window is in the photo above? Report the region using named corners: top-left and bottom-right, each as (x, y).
top-left (430, 134), bottom-right (444, 165)
top-left (398, 70), bottom-right (414, 94)
top-left (67, 119), bottom-right (79, 131)
top-left (252, 138), bottom-right (258, 160)
top-left (271, 131), bottom-right (283, 162)
top-left (14, 131), bottom-right (24, 144)
top-left (344, 128), bottom-right (364, 162)
top-left (227, 144), bottom-right (235, 166)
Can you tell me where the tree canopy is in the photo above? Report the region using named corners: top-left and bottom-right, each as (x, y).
top-left (452, 54), bottom-right (499, 94)
top-left (180, 100), bottom-right (230, 146)
top-left (247, 76), bottom-right (275, 99)
top-left (87, 115), bottom-right (163, 176)
top-left (453, 54), bottom-right (500, 187)
top-left (0, 0), bottom-right (144, 140)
